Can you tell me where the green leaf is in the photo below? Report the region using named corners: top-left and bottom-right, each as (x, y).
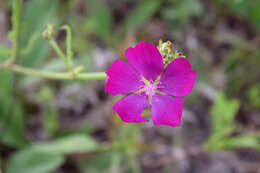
top-left (8, 0), bottom-right (21, 43)
top-left (1, 102), bottom-right (28, 148)
top-left (211, 92), bottom-right (240, 135)
top-left (227, 135), bottom-right (260, 149)
top-left (6, 134), bottom-right (99, 173)
top-left (0, 71), bottom-right (28, 148)
top-left (205, 92), bottom-right (240, 150)
top-left (21, 0), bottom-right (59, 67)
top-left (6, 148), bottom-right (64, 173)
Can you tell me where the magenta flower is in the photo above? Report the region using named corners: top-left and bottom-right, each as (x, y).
top-left (105, 41), bottom-right (196, 127)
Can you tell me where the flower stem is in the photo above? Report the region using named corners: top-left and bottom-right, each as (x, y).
top-left (49, 38), bottom-right (73, 72)
top-left (0, 63), bottom-right (106, 80)
top-left (61, 25), bottom-right (73, 69)
top-left (10, 0), bottom-right (22, 63)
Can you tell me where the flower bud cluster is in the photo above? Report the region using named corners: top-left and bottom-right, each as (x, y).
top-left (158, 40), bottom-right (186, 66)
top-left (42, 24), bottom-right (55, 40)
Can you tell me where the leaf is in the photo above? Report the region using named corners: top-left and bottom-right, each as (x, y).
top-left (211, 92), bottom-right (240, 135)
top-left (227, 135), bottom-right (260, 149)
top-left (6, 134), bottom-right (99, 173)
top-left (204, 92), bottom-right (240, 150)
top-left (21, 0), bottom-right (59, 67)
top-left (1, 102), bottom-right (28, 148)
top-left (8, 0), bottom-right (21, 43)
top-left (0, 71), bottom-right (28, 148)
top-left (6, 148), bottom-right (64, 173)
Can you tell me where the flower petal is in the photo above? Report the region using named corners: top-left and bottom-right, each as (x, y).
top-left (113, 94), bottom-right (149, 123)
top-left (125, 41), bottom-right (163, 81)
top-left (159, 58), bottom-right (196, 97)
top-left (151, 94), bottom-right (183, 127)
top-left (105, 60), bottom-right (143, 95)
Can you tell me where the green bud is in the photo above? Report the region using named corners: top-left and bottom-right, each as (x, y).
top-left (158, 40), bottom-right (186, 66)
top-left (42, 24), bottom-right (55, 40)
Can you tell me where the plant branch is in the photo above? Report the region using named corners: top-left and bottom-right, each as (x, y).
top-left (61, 25), bottom-right (73, 70)
top-left (0, 63), bottom-right (107, 80)
top-left (49, 39), bottom-right (70, 69)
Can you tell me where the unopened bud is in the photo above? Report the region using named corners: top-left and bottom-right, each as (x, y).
top-left (42, 24), bottom-right (55, 40)
top-left (158, 40), bottom-right (186, 66)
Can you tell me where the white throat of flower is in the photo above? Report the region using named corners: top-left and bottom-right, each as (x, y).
top-left (136, 76), bottom-right (164, 104)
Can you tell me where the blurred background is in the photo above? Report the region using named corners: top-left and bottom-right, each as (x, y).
top-left (0, 0), bottom-right (260, 172)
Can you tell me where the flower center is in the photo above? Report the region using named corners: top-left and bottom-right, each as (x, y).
top-left (143, 80), bottom-right (158, 98)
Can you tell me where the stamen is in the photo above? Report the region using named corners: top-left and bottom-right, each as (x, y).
top-left (144, 83), bottom-right (157, 97)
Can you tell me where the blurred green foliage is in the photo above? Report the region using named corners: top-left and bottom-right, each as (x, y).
top-left (205, 92), bottom-right (260, 150)
top-left (6, 134), bottom-right (98, 173)
top-left (0, 0), bottom-right (260, 172)
top-left (248, 84), bottom-right (260, 109)
top-left (21, 0), bottom-right (58, 67)
top-left (162, 0), bottom-right (203, 28)
top-left (36, 86), bottom-right (59, 135)
top-left (214, 0), bottom-right (260, 29)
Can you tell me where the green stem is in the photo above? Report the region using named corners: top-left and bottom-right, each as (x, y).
top-left (0, 63), bottom-right (106, 80)
top-left (10, 0), bottom-right (22, 63)
top-left (49, 39), bottom-right (72, 72)
top-left (62, 25), bottom-right (73, 69)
